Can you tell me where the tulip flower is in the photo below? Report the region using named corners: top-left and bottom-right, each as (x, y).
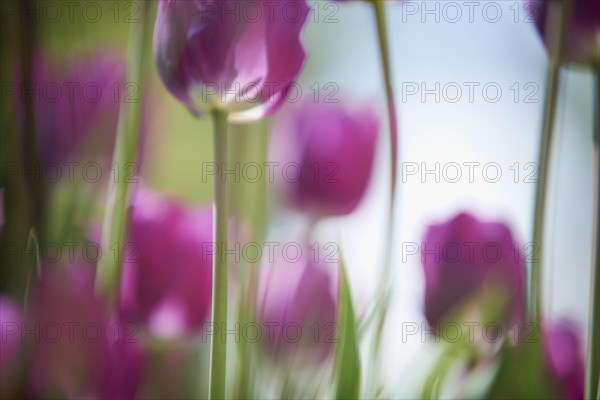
top-left (17, 52), bottom-right (125, 168)
top-left (153, 0), bottom-right (310, 121)
top-left (544, 320), bottom-right (585, 399)
top-left (0, 297), bottom-right (22, 396)
top-left (529, 0), bottom-right (600, 64)
top-left (270, 101), bottom-right (379, 218)
top-left (257, 243), bottom-right (338, 365)
top-left (26, 264), bottom-right (144, 399)
top-left (421, 213), bottom-right (526, 331)
top-left (106, 327), bottom-right (146, 400)
top-left (119, 187), bottom-right (213, 340)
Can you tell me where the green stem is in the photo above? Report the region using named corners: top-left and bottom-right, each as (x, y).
top-left (421, 354), bottom-right (452, 400)
top-left (23, 227), bottom-right (41, 315)
top-left (231, 123), bottom-right (250, 400)
top-left (530, 0), bottom-right (570, 324)
top-left (586, 65), bottom-right (600, 400)
top-left (95, 0), bottom-right (150, 306)
top-left (210, 109), bottom-right (229, 400)
top-left (420, 340), bottom-right (470, 400)
top-left (370, 1), bottom-right (399, 395)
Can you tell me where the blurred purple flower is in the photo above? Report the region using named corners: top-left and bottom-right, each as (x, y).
top-left (153, 0), bottom-right (310, 121)
top-left (544, 320), bottom-right (585, 400)
top-left (119, 187), bottom-right (213, 340)
top-left (258, 243), bottom-right (338, 365)
top-left (0, 297), bottom-right (22, 395)
top-left (26, 264), bottom-right (144, 399)
top-left (107, 325), bottom-right (146, 400)
top-left (422, 213), bottom-right (526, 330)
top-left (17, 52), bottom-right (125, 167)
top-left (529, 0), bottom-right (600, 64)
top-left (270, 101), bottom-right (379, 218)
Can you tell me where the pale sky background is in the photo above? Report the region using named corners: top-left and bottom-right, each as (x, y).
top-left (295, 1), bottom-right (596, 395)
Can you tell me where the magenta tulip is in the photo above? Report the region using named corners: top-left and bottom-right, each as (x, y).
top-left (529, 0), bottom-right (600, 64)
top-left (270, 101), bottom-right (379, 217)
top-left (106, 327), bottom-right (146, 400)
top-left (16, 52), bottom-right (125, 167)
top-left (26, 264), bottom-right (144, 399)
top-left (422, 213), bottom-right (526, 330)
top-left (257, 243), bottom-right (338, 365)
top-left (544, 320), bottom-right (585, 399)
top-left (119, 187), bottom-right (213, 340)
top-left (153, 0), bottom-right (310, 121)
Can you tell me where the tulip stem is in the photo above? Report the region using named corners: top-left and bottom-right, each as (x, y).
top-left (210, 109), bottom-right (229, 400)
top-left (96, 0), bottom-right (149, 307)
top-left (530, 0), bottom-right (570, 325)
top-left (370, 0), bottom-right (399, 395)
top-left (586, 65), bottom-right (600, 400)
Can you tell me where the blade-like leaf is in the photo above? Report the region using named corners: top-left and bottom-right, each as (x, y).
top-left (335, 253), bottom-right (361, 400)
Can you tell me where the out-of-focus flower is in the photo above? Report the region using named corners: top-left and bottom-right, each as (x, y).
top-left (544, 320), bottom-right (585, 399)
top-left (26, 264), bottom-right (144, 399)
top-left (107, 326), bottom-right (146, 400)
top-left (119, 187), bottom-right (213, 340)
top-left (529, 0), bottom-right (600, 64)
top-left (422, 213), bottom-right (525, 331)
top-left (153, 0), bottom-right (310, 121)
top-left (257, 243), bottom-right (338, 365)
top-left (270, 101), bottom-right (379, 217)
top-left (17, 52), bottom-right (125, 167)
top-left (0, 297), bottom-right (22, 395)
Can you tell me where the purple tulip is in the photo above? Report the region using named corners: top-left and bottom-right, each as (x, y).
top-left (26, 264), bottom-right (144, 399)
top-left (543, 320), bottom-right (585, 400)
top-left (0, 297), bottom-right (22, 396)
top-left (529, 0), bottom-right (600, 64)
top-left (257, 243), bottom-right (338, 365)
top-left (421, 213), bottom-right (526, 331)
top-left (106, 326), bottom-right (146, 400)
top-left (16, 52), bottom-right (125, 167)
top-left (153, 0), bottom-right (310, 121)
top-left (270, 101), bottom-right (379, 217)
top-left (119, 187), bottom-right (213, 340)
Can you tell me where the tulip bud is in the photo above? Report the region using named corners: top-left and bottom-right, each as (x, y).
top-left (529, 0), bottom-right (600, 64)
top-left (270, 101), bottom-right (379, 218)
top-left (119, 187), bottom-right (213, 340)
top-left (154, 0), bottom-right (310, 121)
top-left (543, 320), bottom-right (585, 400)
top-left (421, 212), bottom-right (526, 331)
top-left (257, 242), bottom-right (338, 365)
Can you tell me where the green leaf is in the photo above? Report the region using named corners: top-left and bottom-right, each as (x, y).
top-left (335, 254), bottom-right (361, 400)
top-left (485, 337), bottom-right (560, 399)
